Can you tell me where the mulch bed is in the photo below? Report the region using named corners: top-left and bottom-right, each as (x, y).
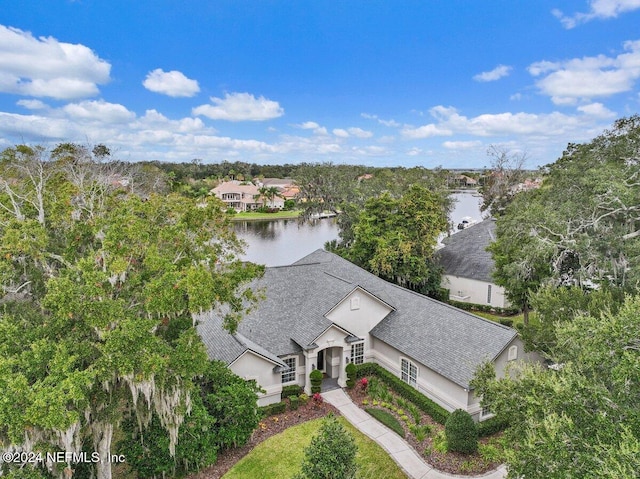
top-left (347, 384), bottom-right (502, 476)
top-left (188, 400), bottom-right (338, 479)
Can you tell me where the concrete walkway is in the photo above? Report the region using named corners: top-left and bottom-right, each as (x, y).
top-left (321, 389), bottom-right (507, 479)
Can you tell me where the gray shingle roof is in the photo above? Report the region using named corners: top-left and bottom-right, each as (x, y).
top-left (437, 220), bottom-right (497, 282)
top-left (197, 248), bottom-right (517, 389)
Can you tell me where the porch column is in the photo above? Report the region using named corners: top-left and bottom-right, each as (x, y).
top-left (337, 347), bottom-right (347, 388)
top-left (303, 350), bottom-right (317, 395)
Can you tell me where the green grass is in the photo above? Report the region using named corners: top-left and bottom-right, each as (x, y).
top-left (230, 210), bottom-right (301, 221)
top-left (364, 408), bottom-right (405, 438)
top-left (222, 417), bottom-right (407, 479)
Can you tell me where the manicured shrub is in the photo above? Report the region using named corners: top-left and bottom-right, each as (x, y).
top-left (271, 401), bottom-right (287, 414)
top-left (289, 395), bottom-right (300, 410)
top-left (365, 408), bottom-right (405, 438)
top-left (281, 384), bottom-right (303, 399)
top-left (445, 409), bottom-right (478, 454)
top-left (477, 415), bottom-right (509, 437)
top-left (293, 414), bottom-right (358, 479)
top-left (345, 362), bottom-right (357, 388)
top-left (310, 369), bottom-right (323, 394)
top-left (299, 393), bottom-right (309, 404)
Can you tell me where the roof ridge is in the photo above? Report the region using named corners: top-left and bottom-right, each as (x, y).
top-left (322, 270), bottom-right (353, 284)
top-left (369, 271), bottom-right (517, 333)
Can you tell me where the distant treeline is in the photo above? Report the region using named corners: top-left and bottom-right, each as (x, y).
top-left (144, 159), bottom-right (456, 183)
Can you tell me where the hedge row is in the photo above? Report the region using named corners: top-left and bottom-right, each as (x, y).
top-left (354, 363), bottom-right (508, 436)
top-left (281, 384), bottom-right (303, 399)
top-left (354, 363), bottom-right (450, 425)
top-left (476, 415), bottom-right (509, 438)
top-left (446, 299), bottom-right (520, 316)
top-left (259, 401), bottom-right (286, 417)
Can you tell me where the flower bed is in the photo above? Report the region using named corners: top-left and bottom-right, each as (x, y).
top-left (348, 376), bottom-right (506, 475)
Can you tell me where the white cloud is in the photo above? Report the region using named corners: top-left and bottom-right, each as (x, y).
top-left (443, 140), bottom-right (483, 150)
top-left (576, 102), bottom-right (617, 118)
top-left (361, 113), bottom-right (401, 127)
top-left (142, 69), bottom-right (200, 97)
top-left (295, 121), bottom-right (328, 135)
top-left (17, 99), bottom-right (47, 110)
top-left (553, 0), bottom-right (640, 29)
top-left (529, 40), bottom-right (640, 104)
top-left (473, 65), bottom-right (512, 82)
top-left (333, 127), bottom-right (373, 138)
top-left (0, 25), bottom-right (110, 99)
top-left (401, 105), bottom-right (610, 144)
top-left (63, 100), bottom-right (135, 123)
top-left (347, 127), bottom-right (373, 138)
top-left (510, 93), bottom-right (523, 101)
top-left (298, 121), bottom-right (320, 129)
top-left (193, 92), bottom-right (284, 121)
top-left (401, 123), bottom-right (453, 139)
top-left (406, 147), bottom-right (423, 156)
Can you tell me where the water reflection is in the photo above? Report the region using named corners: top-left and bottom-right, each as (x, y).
top-left (234, 191), bottom-right (484, 266)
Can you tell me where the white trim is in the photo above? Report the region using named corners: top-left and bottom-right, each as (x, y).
top-left (229, 349), bottom-right (284, 369)
top-left (281, 356), bottom-right (297, 384)
top-left (400, 356), bottom-right (418, 387)
top-left (480, 406), bottom-right (495, 420)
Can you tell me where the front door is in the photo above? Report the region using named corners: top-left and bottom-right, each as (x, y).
top-left (316, 350), bottom-right (325, 373)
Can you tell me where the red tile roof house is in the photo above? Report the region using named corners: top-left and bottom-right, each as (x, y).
top-left (196, 250), bottom-right (540, 422)
top-left (211, 181), bottom-right (262, 212)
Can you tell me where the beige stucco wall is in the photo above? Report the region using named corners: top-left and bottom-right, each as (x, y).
top-left (230, 351), bottom-right (285, 406)
top-left (467, 336), bottom-right (544, 420)
top-left (441, 275), bottom-right (509, 308)
top-left (326, 288), bottom-right (392, 338)
top-left (369, 337), bottom-right (470, 413)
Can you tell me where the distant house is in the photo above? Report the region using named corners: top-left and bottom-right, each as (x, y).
top-left (196, 250), bottom-right (536, 420)
top-left (280, 185), bottom-right (300, 201)
top-left (452, 175), bottom-right (478, 188)
top-left (437, 220), bottom-right (509, 308)
top-left (211, 181), bottom-right (262, 212)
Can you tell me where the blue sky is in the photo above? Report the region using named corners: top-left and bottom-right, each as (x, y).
top-left (1, 1), bottom-right (639, 168)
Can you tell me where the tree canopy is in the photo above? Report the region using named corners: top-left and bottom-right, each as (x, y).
top-left (489, 116), bottom-right (640, 328)
top-left (339, 185), bottom-right (448, 296)
top-left (471, 295), bottom-right (640, 478)
top-left (0, 144), bottom-right (262, 479)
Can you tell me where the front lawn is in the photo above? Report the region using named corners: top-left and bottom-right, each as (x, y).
top-left (222, 417), bottom-right (407, 479)
top-left (230, 210), bottom-right (301, 221)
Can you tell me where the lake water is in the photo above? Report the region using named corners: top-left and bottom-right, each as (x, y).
top-left (234, 191), bottom-right (485, 266)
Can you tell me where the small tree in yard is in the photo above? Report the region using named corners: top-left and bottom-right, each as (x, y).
top-left (445, 409), bottom-right (478, 454)
top-left (293, 414), bottom-right (358, 479)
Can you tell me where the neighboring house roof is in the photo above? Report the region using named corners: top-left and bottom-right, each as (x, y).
top-left (437, 220), bottom-right (497, 283)
top-left (212, 181), bottom-right (260, 196)
top-left (196, 248), bottom-right (517, 389)
top-left (260, 178), bottom-right (294, 188)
